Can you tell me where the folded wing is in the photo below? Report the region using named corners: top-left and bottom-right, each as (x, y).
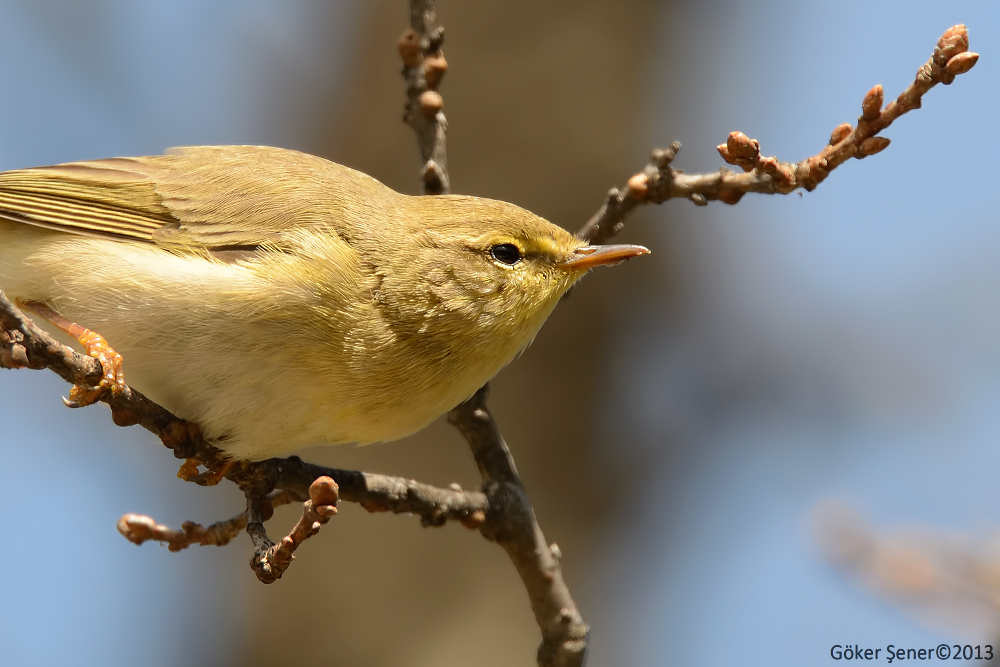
top-left (0, 145), bottom-right (377, 251)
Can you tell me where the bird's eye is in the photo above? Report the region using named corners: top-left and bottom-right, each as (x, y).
top-left (490, 243), bottom-right (522, 265)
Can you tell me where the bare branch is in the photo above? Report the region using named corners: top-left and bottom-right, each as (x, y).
top-left (117, 490), bottom-right (296, 552)
top-left (0, 290), bottom-right (103, 387)
top-left (449, 387), bottom-right (589, 667)
top-left (0, 291), bottom-right (215, 461)
top-left (0, 12), bottom-right (979, 667)
top-left (578, 24), bottom-right (979, 245)
top-left (248, 477), bottom-right (340, 583)
top-left (400, 2), bottom-right (589, 663)
top-left (815, 501), bottom-right (1000, 639)
top-left (0, 291), bottom-right (492, 529)
top-left (242, 454), bottom-right (491, 527)
top-left (400, 0), bottom-right (449, 194)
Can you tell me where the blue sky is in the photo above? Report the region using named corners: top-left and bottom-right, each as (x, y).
top-left (586, 3), bottom-right (1000, 665)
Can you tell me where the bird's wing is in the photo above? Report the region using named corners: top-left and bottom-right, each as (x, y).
top-left (0, 145), bottom-right (383, 250)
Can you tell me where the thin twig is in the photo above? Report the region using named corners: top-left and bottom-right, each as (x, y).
top-left (400, 0), bottom-right (449, 194)
top-left (117, 490), bottom-right (295, 552)
top-left (0, 291), bottom-right (212, 459)
top-left (0, 15), bottom-right (978, 667)
top-left (815, 502), bottom-right (1000, 640)
top-left (249, 477), bottom-right (340, 583)
top-left (577, 24), bottom-right (979, 244)
top-left (400, 3), bottom-right (590, 665)
top-left (0, 288), bottom-right (492, 537)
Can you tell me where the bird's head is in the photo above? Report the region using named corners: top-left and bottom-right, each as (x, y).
top-left (376, 194), bottom-right (648, 352)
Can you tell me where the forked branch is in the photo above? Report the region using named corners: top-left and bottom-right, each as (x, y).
top-left (0, 289), bottom-right (491, 582)
top-left (0, 13), bottom-right (979, 667)
top-left (577, 24), bottom-right (978, 244)
top-left (401, 3), bottom-right (589, 665)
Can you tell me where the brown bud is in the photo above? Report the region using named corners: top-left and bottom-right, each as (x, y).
top-left (627, 173), bottom-right (649, 199)
top-left (829, 123), bottom-right (853, 145)
top-left (861, 85), bottom-right (883, 122)
top-left (460, 509), bottom-right (486, 530)
top-left (117, 514), bottom-right (155, 543)
top-left (419, 90), bottom-right (443, 118)
top-left (110, 405), bottom-right (140, 427)
top-left (945, 51), bottom-right (979, 76)
top-left (726, 131), bottom-right (760, 159)
top-left (314, 504), bottom-right (338, 518)
top-left (858, 136), bottom-right (891, 157)
top-left (398, 28), bottom-right (422, 68)
top-left (309, 476), bottom-right (340, 507)
top-left (940, 24), bottom-right (969, 46)
top-left (689, 193), bottom-right (707, 206)
top-left (718, 189), bottom-right (744, 206)
top-left (719, 132), bottom-right (759, 172)
top-left (934, 24), bottom-right (969, 67)
top-left (0, 343), bottom-right (28, 369)
top-left (424, 53), bottom-right (448, 89)
top-left (422, 160), bottom-right (444, 193)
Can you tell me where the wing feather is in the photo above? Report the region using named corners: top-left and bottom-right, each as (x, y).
top-left (0, 145), bottom-right (391, 250)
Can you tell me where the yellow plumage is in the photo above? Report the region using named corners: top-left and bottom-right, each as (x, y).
top-left (0, 145), bottom-right (646, 460)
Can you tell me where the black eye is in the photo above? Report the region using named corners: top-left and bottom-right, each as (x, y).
top-left (490, 243), bottom-right (522, 265)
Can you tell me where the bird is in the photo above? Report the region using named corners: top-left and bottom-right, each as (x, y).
top-left (0, 145), bottom-right (648, 462)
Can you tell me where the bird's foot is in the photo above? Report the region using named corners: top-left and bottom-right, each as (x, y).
top-left (178, 458), bottom-right (234, 486)
top-left (17, 300), bottom-right (125, 407)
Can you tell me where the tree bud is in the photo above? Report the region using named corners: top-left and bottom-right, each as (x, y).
top-left (829, 123), bottom-right (853, 145)
top-left (424, 53), bottom-right (449, 88)
top-left (861, 85), bottom-right (883, 122)
top-left (858, 136), bottom-right (891, 157)
top-left (419, 90), bottom-right (444, 118)
top-left (398, 28), bottom-right (422, 68)
top-left (945, 51), bottom-right (979, 76)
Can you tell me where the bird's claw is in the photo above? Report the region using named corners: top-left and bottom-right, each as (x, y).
top-left (177, 458), bottom-right (234, 486)
top-left (15, 300), bottom-right (126, 408)
top-left (65, 329), bottom-right (125, 407)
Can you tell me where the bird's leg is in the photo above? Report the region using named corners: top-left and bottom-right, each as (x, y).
top-left (16, 299), bottom-right (125, 407)
top-left (177, 459), bottom-right (234, 486)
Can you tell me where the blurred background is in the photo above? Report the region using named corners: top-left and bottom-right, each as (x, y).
top-left (0, 1), bottom-right (997, 665)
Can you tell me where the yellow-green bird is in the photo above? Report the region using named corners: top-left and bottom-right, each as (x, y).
top-left (0, 145), bottom-right (647, 461)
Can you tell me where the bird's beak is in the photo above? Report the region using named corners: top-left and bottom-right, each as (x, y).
top-left (560, 244), bottom-right (650, 271)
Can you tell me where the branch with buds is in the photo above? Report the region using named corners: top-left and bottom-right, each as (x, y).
top-left (245, 476), bottom-right (340, 584)
top-left (399, 0), bottom-right (449, 194)
top-left (815, 502), bottom-right (1000, 641)
top-left (118, 480), bottom-right (340, 585)
top-left (577, 24), bottom-right (978, 244)
top-left (0, 12), bottom-right (980, 667)
top-left (398, 3), bottom-right (589, 666)
top-left (117, 490), bottom-right (296, 552)
top-left (0, 288), bottom-right (491, 564)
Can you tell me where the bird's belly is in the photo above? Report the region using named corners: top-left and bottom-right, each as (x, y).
top-left (118, 349), bottom-right (425, 460)
top-left (0, 228), bottom-right (516, 461)
top-left (115, 331), bottom-right (480, 460)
